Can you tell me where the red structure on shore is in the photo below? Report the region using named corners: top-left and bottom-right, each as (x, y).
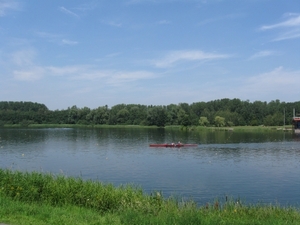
top-left (292, 117), bottom-right (300, 133)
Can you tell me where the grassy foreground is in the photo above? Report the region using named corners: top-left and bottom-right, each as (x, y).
top-left (1, 169), bottom-right (300, 225)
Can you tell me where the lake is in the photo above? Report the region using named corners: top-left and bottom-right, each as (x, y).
top-left (0, 128), bottom-right (300, 206)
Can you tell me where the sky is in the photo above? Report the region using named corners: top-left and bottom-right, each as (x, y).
top-left (0, 0), bottom-right (300, 110)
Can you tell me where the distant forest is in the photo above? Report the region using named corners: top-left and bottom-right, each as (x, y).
top-left (0, 99), bottom-right (300, 127)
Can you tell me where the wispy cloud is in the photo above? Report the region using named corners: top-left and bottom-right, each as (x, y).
top-left (16, 62), bottom-right (157, 87)
top-left (102, 20), bottom-right (123, 27)
top-left (247, 67), bottom-right (297, 86)
top-left (248, 50), bottom-right (277, 60)
top-left (105, 52), bottom-right (122, 58)
top-left (74, 3), bottom-right (97, 12)
top-left (0, 0), bottom-right (20, 17)
top-left (127, 0), bottom-right (206, 4)
top-left (157, 20), bottom-right (171, 25)
top-left (198, 13), bottom-right (244, 26)
top-left (62, 39), bottom-right (78, 45)
top-left (46, 65), bottom-right (89, 76)
top-left (63, 67), bottom-right (156, 84)
top-left (209, 67), bottom-right (300, 102)
top-left (10, 49), bottom-right (37, 67)
top-left (10, 57), bottom-right (157, 86)
top-left (239, 67), bottom-right (300, 98)
top-left (46, 65), bottom-right (157, 88)
top-left (36, 32), bottom-right (78, 46)
top-left (35, 31), bottom-right (63, 44)
top-left (272, 29), bottom-right (300, 41)
top-left (260, 14), bottom-right (300, 30)
top-left (59, 6), bottom-right (79, 18)
top-left (260, 14), bottom-right (300, 41)
top-left (126, 0), bottom-right (161, 4)
top-left (13, 67), bottom-right (45, 81)
top-left (9, 49), bottom-right (45, 81)
top-left (152, 50), bottom-right (230, 68)
top-left (36, 31), bottom-right (62, 40)
top-left (8, 48), bottom-right (156, 85)
top-left (106, 71), bottom-right (156, 86)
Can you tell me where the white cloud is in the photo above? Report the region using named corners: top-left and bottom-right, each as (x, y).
top-left (260, 15), bottom-right (300, 30)
top-left (152, 50), bottom-right (230, 68)
top-left (105, 52), bottom-right (122, 58)
top-left (127, 0), bottom-right (208, 4)
top-left (74, 3), bottom-right (97, 12)
top-left (10, 49), bottom-right (37, 67)
top-left (198, 13), bottom-right (244, 26)
top-left (103, 20), bottom-right (122, 27)
top-left (248, 50), bottom-right (277, 60)
top-left (7, 48), bottom-right (156, 85)
top-left (47, 65), bottom-right (156, 86)
top-left (0, 0), bottom-right (20, 17)
top-left (240, 67), bottom-right (300, 97)
top-left (248, 67), bottom-right (297, 85)
top-left (46, 65), bottom-right (89, 76)
top-left (126, 0), bottom-right (161, 4)
top-left (10, 58), bottom-right (157, 88)
top-left (36, 31), bottom-right (62, 40)
top-left (157, 20), bottom-right (171, 25)
top-left (260, 14), bottom-right (300, 41)
top-left (195, 67), bottom-right (300, 103)
top-left (8, 49), bottom-right (45, 81)
top-left (59, 6), bottom-right (79, 18)
top-left (13, 67), bottom-right (45, 81)
top-left (36, 32), bottom-right (78, 46)
top-left (273, 29), bottom-right (300, 41)
top-left (106, 71), bottom-right (156, 86)
top-left (62, 39), bottom-right (78, 45)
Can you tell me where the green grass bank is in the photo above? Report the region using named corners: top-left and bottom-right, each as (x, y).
top-left (0, 169), bottom-right (300, 225)
top-left (1, 123), bottom-right (294, 132)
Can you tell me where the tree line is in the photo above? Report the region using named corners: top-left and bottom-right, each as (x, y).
top-left (0, 99), bottom-right (300, 127)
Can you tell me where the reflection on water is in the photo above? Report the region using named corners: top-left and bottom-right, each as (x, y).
top-left (0, 128), bottom-right (299, 206)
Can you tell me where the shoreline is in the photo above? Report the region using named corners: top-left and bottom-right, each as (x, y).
top-left (0, 124), bottom-right (295, 132)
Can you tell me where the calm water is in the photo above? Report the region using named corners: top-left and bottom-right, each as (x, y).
top-left (0, 128), bottom-right (300, 206)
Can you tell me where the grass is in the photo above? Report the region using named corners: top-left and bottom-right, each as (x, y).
top-left (185, 125), bottom-right (294, 132)
top-left (0, 169), bottom-right (300, 225)
top-left (1, 124), bottom-right (159, 129)
top-left (0, 194), bottom-right (122, 225)
top-left (1, 123), bottom-right (294, 132)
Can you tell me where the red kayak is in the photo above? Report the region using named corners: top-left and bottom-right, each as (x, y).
top-left (149, 143), bottom-right (198, 148)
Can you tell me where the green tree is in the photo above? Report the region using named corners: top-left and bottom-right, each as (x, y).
top-left (263, 115), bottom-right (273, 126)
top-left (147, 106), bottom-right (166, 127)
top-left (166, 104), bottom-right (181, 125)
top-left (177, 108), bottom-right (191, 126)
top-left (273, 112), bottom-right (284, 126)
top-left (214, 116), bottom-right (225, 127)
top-left (116, 108), bottom-right (130, 124)
top-left (108, 104), bottom-right (126, 125)
top-left (67, 106), bottom-right (79, 124)
top-left (128, 105), bottom-right (147, 125)
top-left (199, 116), bottom-right (209, 126)
top-left (77, 107), bottom-right (91, 124)
top-left (91, 106), bottom-right (109, 124)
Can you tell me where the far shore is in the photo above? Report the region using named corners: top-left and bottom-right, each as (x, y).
top-left (0, 124), bottom-right (295, 132)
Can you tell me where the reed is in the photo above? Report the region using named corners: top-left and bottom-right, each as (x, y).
top-left (1, 169), bottom-right (300, 225)
top-left (0, 169), bottom-right (164, 214)
top-left (193, 125), bottom-right (292, 132)
top-left (3, 123), bottom-right (292, 132)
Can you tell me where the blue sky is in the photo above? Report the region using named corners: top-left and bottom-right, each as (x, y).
top-left (1, 0), bottom-right (299, 110)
